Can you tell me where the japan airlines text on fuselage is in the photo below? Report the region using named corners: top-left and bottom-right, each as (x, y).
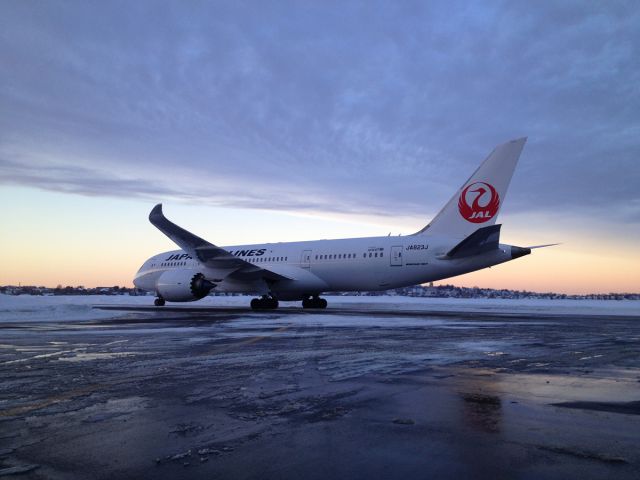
top-left (134, 138), bottom-right (549, 309)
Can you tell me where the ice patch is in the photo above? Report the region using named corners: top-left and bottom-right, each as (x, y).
top-left (58, 352), bottom-right (141, 362)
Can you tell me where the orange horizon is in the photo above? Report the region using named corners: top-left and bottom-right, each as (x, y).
top-left (2, 188), bottom-right (638, 298)
top-left (0, 278), bottom-right (637, 297)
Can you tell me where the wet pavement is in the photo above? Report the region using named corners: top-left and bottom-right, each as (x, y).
top-left (1, 303), bottom-right (639, 479)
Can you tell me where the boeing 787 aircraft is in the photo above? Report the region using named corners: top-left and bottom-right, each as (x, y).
top-left (134, 137), bottom-right (551, 309)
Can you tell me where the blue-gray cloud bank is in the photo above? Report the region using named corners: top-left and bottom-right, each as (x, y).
top-left (1, 1), bottom-right (639, 222)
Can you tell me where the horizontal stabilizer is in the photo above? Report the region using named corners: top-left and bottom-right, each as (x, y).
top-left (445, 224), bottom-right (501, 259)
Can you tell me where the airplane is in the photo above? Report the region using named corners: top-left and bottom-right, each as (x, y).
top-left (134, 137), bottom-right (552, 309)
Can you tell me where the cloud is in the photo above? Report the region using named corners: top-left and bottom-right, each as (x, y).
top-left (1, 1), bottom-right (638, 224)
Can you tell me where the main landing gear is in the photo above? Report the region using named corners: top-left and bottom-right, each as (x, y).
top-left (250, 295), bottom-right (279, 310)
top-left (154, 296), bottom-right (165, 307)
top-left (302, 295), bottom-right (327, 309)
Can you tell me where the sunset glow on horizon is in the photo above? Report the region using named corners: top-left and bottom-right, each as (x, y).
top-left (1, 186), bottom-right (637, 295)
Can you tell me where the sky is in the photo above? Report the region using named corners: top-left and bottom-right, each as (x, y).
top-left (1, 1), bottom-right (639, 294)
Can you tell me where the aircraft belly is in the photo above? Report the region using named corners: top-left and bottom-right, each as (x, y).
top-left (312, 265), bottom-right (381, 291)
top-left (424, 249), bottom-right (512, 282)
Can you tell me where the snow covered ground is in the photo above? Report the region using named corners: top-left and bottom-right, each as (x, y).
top-left (1, 293), bottom-right (639, 479)
top-left (0, 293), bottom-right (638, 323)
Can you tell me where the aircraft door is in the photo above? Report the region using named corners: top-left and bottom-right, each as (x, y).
top-left (301, 250), bottom-right (312, 268)
top-left (391, 246), bottom-right (403, 266)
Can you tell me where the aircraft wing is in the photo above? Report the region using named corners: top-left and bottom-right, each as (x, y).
top-left (148, 204), bottom-right (293, 282)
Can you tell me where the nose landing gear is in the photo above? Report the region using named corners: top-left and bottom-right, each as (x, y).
top-left (154, 296), bottom-right (165, 307)
top-left (250, 295), bottom-right (279, 310)
top-left (302, 295), bottom-right (327, 309)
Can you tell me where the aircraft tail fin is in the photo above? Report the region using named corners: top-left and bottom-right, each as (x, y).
top-left (415, 138), bottom-right (526, 238)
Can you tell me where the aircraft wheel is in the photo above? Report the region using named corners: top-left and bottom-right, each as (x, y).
top-left (251, 296), bottom-right (278, 310)
top-left (302, 296), bottom-right (326, 309)
top-left (154, 297), bottom-right (165, 307)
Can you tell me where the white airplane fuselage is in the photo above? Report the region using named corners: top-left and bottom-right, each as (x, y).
top-left (134, 234), bottom-right (520, 301)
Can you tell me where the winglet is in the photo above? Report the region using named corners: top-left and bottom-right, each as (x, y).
top-left (149, 203), bottom-right (166, 227)
top-left (148, 203), bottom-right (210, 251)
top-left (149, 203), bottom-right (164, 222)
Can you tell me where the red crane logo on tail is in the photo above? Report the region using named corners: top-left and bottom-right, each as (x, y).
top-left (458, 182), bottom-right (500, 223)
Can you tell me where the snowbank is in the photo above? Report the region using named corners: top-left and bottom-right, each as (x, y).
top-left (0, 294), bottom-right (637, 323)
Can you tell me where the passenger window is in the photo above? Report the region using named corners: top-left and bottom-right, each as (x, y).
top-left (369, 253), bottom-right (372, 258)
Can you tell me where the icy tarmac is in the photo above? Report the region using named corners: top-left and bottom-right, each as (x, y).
top-left (1, 296), bottom-right (639, 479)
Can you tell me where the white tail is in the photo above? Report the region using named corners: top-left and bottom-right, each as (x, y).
top-left (415, 137), bottom-right (527, 238)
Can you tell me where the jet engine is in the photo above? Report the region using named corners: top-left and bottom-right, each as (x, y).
top-left (155, 270), bottom-right (215, 302)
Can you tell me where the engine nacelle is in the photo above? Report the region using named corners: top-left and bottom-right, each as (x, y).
top-left (155, 270), bottom-right (215, 302)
